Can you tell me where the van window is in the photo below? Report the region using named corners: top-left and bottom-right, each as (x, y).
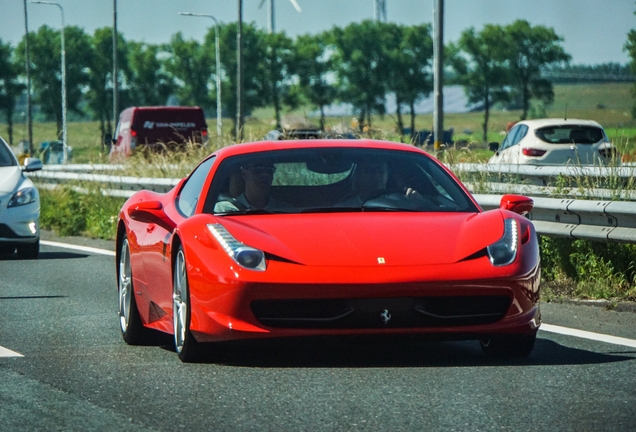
top-left (177, 156), bottom-right (215, 217)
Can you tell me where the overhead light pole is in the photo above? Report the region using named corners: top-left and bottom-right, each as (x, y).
top-left (237, 0), bottom-right (243, 141)
top-left (30, 1), bottom-right (68, 163)
top-left (179, 12), bottom-right (222, 139)
top-left (433, 0), bottom-right (444, 151)
top-left (113, 0), bottom-right (118, 136)
top-left (22, 0), bottom-right (34, 155)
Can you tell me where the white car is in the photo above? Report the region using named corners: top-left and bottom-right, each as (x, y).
top-left (0, 136), bottom-right (42, 258)
top-left (489, 118), bottom-right (618, 166)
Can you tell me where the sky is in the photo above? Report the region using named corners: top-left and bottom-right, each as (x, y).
top-left (0, 0), bottom-right (634, 65)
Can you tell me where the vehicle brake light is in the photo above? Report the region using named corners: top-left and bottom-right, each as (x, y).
top-left (202, 129), bottom-right (208, 137)
top-left (131, 130), bottom-right (137, 137)
top-left (522, 148), bottom-right (547, 157)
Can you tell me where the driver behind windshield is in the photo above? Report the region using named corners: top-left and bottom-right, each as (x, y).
top-left (338, 160), bottom-right (389, 206)
top-left (214, 160), bottom-right (291, 212)
top-left (337, 160), bottom-right (424, 206)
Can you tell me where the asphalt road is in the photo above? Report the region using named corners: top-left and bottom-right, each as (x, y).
top-left (1, 235), bottom-right (635, 431)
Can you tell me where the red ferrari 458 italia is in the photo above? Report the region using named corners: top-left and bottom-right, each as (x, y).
top-left (116, 140), bottom-right (540, 362)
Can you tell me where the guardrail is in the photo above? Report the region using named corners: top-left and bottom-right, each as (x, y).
top-left (451, 163), bottom-right (636, 184)
top-left (28, 164), bottom-right (636, 243)
top-left (475, 195), bottom-right (636, 243)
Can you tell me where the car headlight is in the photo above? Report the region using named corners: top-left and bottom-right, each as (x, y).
top-left (207, 223), bottom-right (266, 271)
top-left (487, 219), bottom-right (518, 266)
top-left (8, 187), bottom-right (37, 207)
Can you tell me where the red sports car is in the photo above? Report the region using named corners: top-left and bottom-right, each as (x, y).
top-left (116, 140), bottom-right (540, 362)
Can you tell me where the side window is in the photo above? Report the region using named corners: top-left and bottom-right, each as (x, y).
top-left (177, 156), bottom-right (215, 217)
top-left (500, 126), bottom-right (519, 150)
top-left (511, 125), bottom-right (528, 146)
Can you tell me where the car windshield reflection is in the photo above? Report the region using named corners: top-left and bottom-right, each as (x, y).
top-left (204, 148), bottom-right (478, 215)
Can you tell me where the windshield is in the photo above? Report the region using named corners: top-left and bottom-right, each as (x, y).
top-left (203, 148), bottom-right (478, 215)
top-left (535, 125), bottom-right (607, 144)
top-left (0, 137), bottom-right (18, 167)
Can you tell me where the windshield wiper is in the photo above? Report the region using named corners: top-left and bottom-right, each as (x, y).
top-left (361, 206), bottom-right (419, 212)
top-left (300, 207), bottom-right (363, 213)
top-left (214, 209), bottom-right (277, 216)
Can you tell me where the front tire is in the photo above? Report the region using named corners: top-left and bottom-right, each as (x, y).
top-left (173, 245), bottom-right (202, 362)
top-left (480, 333), bottom-right (536, 358)
top-left (118, 235), bottom-right (150, 344)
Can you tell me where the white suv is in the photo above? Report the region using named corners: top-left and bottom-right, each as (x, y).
top-left (489, 118), bottom-right (618, 166)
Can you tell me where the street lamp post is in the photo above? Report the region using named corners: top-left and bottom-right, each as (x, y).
top-left (237, 0), bottom-right (243, 141)
top-left (113, 0), bottom-right (118, 136)
top-left (23, 0), bottom-right (34, 155)
top-left (179, 12), bottom-right (222, 139)
top-left (30, 1), bottom-right (68, 163)
top-left (433, 0), bottom-right (444, 151)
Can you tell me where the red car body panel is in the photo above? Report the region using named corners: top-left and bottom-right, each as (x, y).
top-left (117, 139), bottom-right (541, 346)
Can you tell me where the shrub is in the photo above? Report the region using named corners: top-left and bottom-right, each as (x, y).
top-left (40, 187), bottom-right (125, 239)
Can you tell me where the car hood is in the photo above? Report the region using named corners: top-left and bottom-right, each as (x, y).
top-left (0, 166), bottom-right (22, 193)
top-left (217, 211), bottom-right (505, 267)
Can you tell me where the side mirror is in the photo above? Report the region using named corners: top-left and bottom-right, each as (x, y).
top-left (488, 142), bottom-right (499, 152)
top-left (128, 200), bottom-right (176, 232)
top-left (500, 194), bottom-right (533, 216)
top-left (22, 157), bottom-right (43, 172)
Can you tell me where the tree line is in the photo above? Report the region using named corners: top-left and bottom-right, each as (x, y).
top-left (0, 19), bottom-right (576, 145)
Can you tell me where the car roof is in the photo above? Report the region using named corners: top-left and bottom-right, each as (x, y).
top-left (517, 118), bottom-right (604, 129)
top-left (211, 139), bottom-right (426, 160)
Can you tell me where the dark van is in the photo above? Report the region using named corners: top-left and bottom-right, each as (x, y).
top-left (109, 106), bottom-right (208, 161)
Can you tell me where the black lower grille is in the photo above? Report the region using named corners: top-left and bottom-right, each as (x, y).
top-left (251, 296), bottom-right (511, 329)
top-left (0, 224), bottom-right (19, 239)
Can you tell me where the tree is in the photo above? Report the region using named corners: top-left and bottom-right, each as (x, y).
top-left (383, 23), bottom-right (434, 141)
top-left (263, 31), bottom-right (297, 130)
top-left (15, 25), bottom-right (92, 136)
top-left (330, 21), bottom-right (389, 131)
top-left (290, 32), bottom-right (338, 131)
top-left (0, 39), bottom-right (24, 145)
top-left (215, 22), bottom-right (269, 137)
top-left (503, 20), bottom-right (570, 120)
top-left (165, 33), bottom-right (214, 111)
top-left (126, 42), bottom-right (175, 106)
top-left (86, 27), bottom-right (129, 140)
top-left (449, 25), bottom-right (511, 143)
top-left (625, 11), bottom-right (636, 118)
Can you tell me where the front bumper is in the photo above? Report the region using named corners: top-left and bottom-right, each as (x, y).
top-left (187, 269), bottom-right (541, 343)
top-left (0, 198), bottom-right (40, 245)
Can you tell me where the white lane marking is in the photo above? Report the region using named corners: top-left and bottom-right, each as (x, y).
top-left (541, 323), bottom-right (636, 349)
top-left (0, 346), bottom-right (24, 357)
top-left (41, 240), bottom-right (115, 257)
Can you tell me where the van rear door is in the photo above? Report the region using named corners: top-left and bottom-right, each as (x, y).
top-left (132, 107), bottom-right (208, 147)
